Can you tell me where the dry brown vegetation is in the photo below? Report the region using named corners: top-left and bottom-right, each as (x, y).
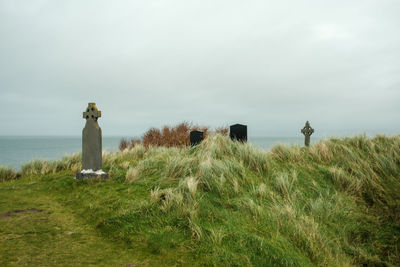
top-left (119, 138), bottom-right (141, 151)
top-left (119, 122), bottom-right (228, 150)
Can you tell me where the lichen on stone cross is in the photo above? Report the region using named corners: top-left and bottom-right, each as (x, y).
top-left (301, 121), bottom-right (314, 147)
top-left (83, 103), bottom-right (101, 121)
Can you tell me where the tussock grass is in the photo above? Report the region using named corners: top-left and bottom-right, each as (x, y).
top-left (115, 134), bottom-right (400, 266)
top-left (0, 166), bottom-right (19, 181)
top-left (125, 167), bottom-right (140, 182)
top-left (1, 134), bottom-right (400, 266)
top-left (21, 153), bottom-right (81, 176)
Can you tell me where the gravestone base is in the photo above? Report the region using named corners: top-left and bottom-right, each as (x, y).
top-left (76, 169), bottom-right (108, 179)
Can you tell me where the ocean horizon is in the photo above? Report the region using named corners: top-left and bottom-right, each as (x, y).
top-left (0, 135), bottom-right (319, 170)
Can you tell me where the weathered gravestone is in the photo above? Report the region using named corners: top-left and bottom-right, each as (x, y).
top-left (301, 121), bottom-right (314, 147)
top-left (190, 130), bottom-right (203, 146)
top-left (230, 124), bottom-right (247, 142)
top-left (76, 103), bottom-right (108, 179)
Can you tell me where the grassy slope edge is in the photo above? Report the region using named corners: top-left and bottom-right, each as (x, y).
top-left (0, 135), bottom-right (399, 266)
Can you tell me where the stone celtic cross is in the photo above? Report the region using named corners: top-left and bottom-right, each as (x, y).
top-left (76, 103), bottom-right (108, 179)
top-left (301, 121), bottom-right (314, 147)
top-left (83, 103), bottom-right (101, 122)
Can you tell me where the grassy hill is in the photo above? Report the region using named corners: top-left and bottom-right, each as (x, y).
top-left (1, 135), bottom-right (399, 266)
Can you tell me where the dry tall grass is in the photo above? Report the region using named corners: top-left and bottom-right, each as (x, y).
top-left (119, 134), bottom-right (400, 266)
top-left (0, 166), bottom-right (19, 181)
top-left (21, 153), bottom-right (81, 176)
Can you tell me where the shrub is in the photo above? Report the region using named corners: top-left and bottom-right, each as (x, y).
top-left (119, 139), bottom-right (128, 151)
top-left (143, 122), bottom-right (193, 147)
top-left (128, 138), bottom-right (141, 149)
top-left (120, 122), bottom-right (229, 149)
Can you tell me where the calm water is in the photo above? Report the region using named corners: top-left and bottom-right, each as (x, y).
top-left (0, 136), bottom-right (122, 170)
top-left (0, 136), bottom-right (320, 170)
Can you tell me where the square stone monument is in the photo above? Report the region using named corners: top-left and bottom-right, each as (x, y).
top-left (190, 130), bottom-right (203, 146)
top-left (230, 124), bottom-right (247, 142)
top-left (76, 103), bottom-right (108, 179)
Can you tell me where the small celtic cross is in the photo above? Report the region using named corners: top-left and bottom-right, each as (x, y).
top-left (83, 103), bottom-right (101, 121)
top-left (301, 121), bottom-right (314, 147)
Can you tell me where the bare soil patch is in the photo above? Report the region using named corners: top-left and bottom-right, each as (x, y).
top-left (0, 208), bottom-right (44, 218)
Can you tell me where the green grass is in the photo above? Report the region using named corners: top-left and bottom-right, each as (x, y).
top-left (1, 134), bottom-right (399, 266)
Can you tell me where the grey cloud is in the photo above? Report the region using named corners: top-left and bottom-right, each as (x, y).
top-left (0, 0), bottom-right (399, 137)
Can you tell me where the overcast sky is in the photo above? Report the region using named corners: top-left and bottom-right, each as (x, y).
top-left (0, 0), bottom-right (399, 137)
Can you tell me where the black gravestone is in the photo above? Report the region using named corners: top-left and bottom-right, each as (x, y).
top-left (190, 130), bottom-right (203, 146)
top-left (230, 124), bottom-right (247, 142)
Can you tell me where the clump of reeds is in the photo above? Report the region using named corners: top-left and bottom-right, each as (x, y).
top-left (0, 166), bottom-right (19, 181)
top-left (125, 135), bottom-right (269, 196)
top-left (21, 153), bottom-right (81, 176)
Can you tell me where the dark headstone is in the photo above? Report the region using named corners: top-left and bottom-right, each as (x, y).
top-left (301, 121), bottom-right (314, 147)
top-left (190, 130), bottom-right (203, 146)
top-left (230, 124), bottom-right (247, 142)
top-left (76, 103), bottom-right (108, 179)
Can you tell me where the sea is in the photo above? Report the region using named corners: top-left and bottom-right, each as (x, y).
top-left (0, 136), bottom-right (320, 170)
